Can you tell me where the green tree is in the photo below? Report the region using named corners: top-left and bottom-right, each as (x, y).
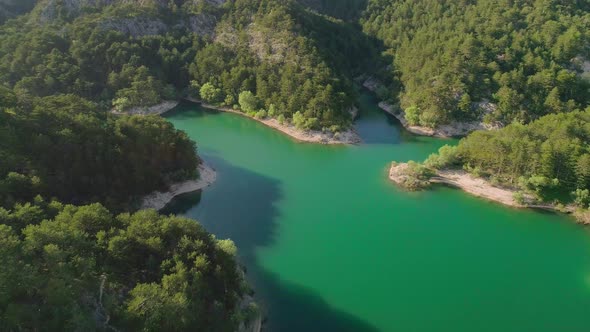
top-left (238, 91), bottom-right (259, 114)
top-left (199, 82), bottom-right (223, 104)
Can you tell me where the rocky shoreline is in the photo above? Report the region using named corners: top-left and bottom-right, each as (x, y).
top-left (141, 163), bottom-right (217, 211)
top-left (112, 100), bottom-right (180, 116)
top-left (389, 162), bottom-right (581, 220)
top-left (363, 77), bottom-right (499, 138)
top-left (188, 98), bottom-right (361, 145)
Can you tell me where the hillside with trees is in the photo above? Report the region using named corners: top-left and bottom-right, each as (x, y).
top-left (408, 108), bottom-right (590, 221)
top-left (362, 0), bottom-right (590, 128)
top-left (0, 199), bottom-right (252, 331)
top-left (0, 0), bottom-right (379, 132)
top-left (0, 86), bottom-right (198, 211)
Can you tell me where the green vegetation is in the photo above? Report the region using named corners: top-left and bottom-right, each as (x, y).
top-left (0, 89), bottom-right (198, 211)
top-left (362, 0), bottom-right (590, 127)
top-left (0, 0), bottom-right (380, 131)
top-left (0, 0), bottom-right (35, 23)
top-left (423, 108), bottom-right (590, 219)
top-left (0, 198), bottom-right (250, 331)
top-left (390, 161), bottom-right (435, 191)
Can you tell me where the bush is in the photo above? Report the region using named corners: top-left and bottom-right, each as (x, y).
top-left (199, 82), bottom-right (223, 104)
top-left (268, 104), bottom-right (277, 117)
top-left (238, 91), bottom-right (258, 113)
top-left (573, 189), bottom-right (590, 208)
top-left (113, 97), bottom-right (132, 111)
top-left (424, 145), bottom-right (459, 169)
top-left (292, 111), bottom-right (306, 129)
top-left (404, 106), bottom-right (421, 125)
top-left (277, 114), bottom-right (286, 125)
top-left (224, 94), bottom-right (236, 106)
top-left (513, 191), bottom-right (526, 205)
top-left (391, 161), bottom-right (434, 190)
top-left (303, 117), bottom-right (320, 130)
top-left (254, 109), bottom-right (267, 119)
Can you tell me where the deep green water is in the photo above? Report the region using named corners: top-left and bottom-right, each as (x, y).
top-left (165, 93), bottom-right (590, 332)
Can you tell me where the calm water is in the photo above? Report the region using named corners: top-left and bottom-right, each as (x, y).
top-left (165, 93), bottom-right (590, 332)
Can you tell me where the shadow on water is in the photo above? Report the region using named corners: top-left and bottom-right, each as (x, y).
top-left (164, 154), bottom-right (379, 332)
top-left (356, 91), bottom-right (428, 146)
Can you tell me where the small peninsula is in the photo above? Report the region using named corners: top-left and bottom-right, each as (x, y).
top-left (388, 110), bottom-right (590, 224)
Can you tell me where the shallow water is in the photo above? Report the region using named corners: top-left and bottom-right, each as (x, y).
top-left (165, 92), bottom-right (590, 332)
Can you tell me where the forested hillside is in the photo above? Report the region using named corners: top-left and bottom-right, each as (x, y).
top-left (0, 86), bottom-right (198, 211)
top-left (0, 0), bottom-right (36, 23)
top-left (0, 0), bottom-right (378, 131)
top-left (362, 0), bottom-right (590, 128)
top-left (419, 107), bottom-right (590, 220)
top-left (0, 3), bottom-right (255, 329)
top-left (0, 200), bottom-right (251, 331)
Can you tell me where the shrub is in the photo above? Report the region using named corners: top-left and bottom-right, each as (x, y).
top-left (292, 111), bottom-right (306, 129)
top-left (238, 91), bottom-right (258, 113)
top-left (199, 82), bottom-right (223, 104)
top-left (404, 106), bottom-right (421, 125)
top-left (424, 145), bottom-right (459, 169)
top-left (573, 189), bottom-right (590, 208)
top-left (268, 104), bottom-right (277, 117)
top-left (254, 109), bottom-right (267, 119)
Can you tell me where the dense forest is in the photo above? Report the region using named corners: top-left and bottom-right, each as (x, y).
top-left (362, 0), bottom-right (590, 128)
top-left (2, 0), bottom-right (590, 328)
top-left (0, 0), bottom-right (379, 132)
top-left (0, 86), bottom-right (198, 211)
top-left (419, 107), bottom-right (590, 220)
top-left (0, 199), bottom-right (252, 331)
top-left (0, 1), bottom-right (263, 329)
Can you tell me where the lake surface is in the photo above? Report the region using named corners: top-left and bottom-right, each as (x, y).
top-left (165, 93), bottom-right (590, 332)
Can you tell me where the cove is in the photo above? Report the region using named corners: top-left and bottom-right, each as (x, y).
top-left (164, 92), bottom-right (590, 332)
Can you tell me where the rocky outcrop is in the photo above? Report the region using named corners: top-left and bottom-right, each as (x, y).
top-left (34, 0), bottom-right (224, 37)
top-left (185, 13), bottom-right (218, 36)
top-left (141, 163), bottom-right (217, 211)
top-left (101, 16), bottom-right (168, 37)
top-left (363, 77), bottom-right (501, 137)
top-left (112, 100), bottom-right (179, 116)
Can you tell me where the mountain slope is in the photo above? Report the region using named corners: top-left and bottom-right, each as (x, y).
top-left (0, 0), bottom-right (379, 131)
top-left (362, 0), bottom-right (590, 128)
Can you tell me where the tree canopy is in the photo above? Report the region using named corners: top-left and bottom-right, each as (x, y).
top-left (362, 0), bottom-right (590, 127)
top-left (0, 198), bottom-right (249, 331)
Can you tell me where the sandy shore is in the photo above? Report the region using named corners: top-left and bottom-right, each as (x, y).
top-left (112, 100), bottom-right (180, 116)
top-left (430, 169), bottom-right (526, 207)
top-left (141, 163), bottom-right (217, 210)
top-left (187, 98), bottom-right (361, 145)
top-left (389, 163), bottom-right (577, 214)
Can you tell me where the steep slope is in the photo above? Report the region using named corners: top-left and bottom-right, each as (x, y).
top-left (362, 0), bottom-right (590, 128)
top-left (0, 0), bottom-right (36, 23)
top-left (0, 0), bottom-right (378, 132)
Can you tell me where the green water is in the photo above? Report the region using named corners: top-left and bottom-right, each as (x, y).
top-left (165, 93), bottom-right (590, 332)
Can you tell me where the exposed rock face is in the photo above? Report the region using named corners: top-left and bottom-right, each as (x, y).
top-left (33, 0), bottom-right (222, 37)
top-left (363, 77), bottom-right (501, 137)
top-left (36, 0), bottom-right (116, 22)
top-left (35, 0), bottom-right (226, 29)
top-left (112, 100), bottom-right (179, 116)
top-left (185, 13), bottom-right (218, 36)
top-left (100, 16), bottom-right (168, 37)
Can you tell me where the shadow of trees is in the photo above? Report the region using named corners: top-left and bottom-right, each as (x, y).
top-left (164, 154), bottom-right (379, 332)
